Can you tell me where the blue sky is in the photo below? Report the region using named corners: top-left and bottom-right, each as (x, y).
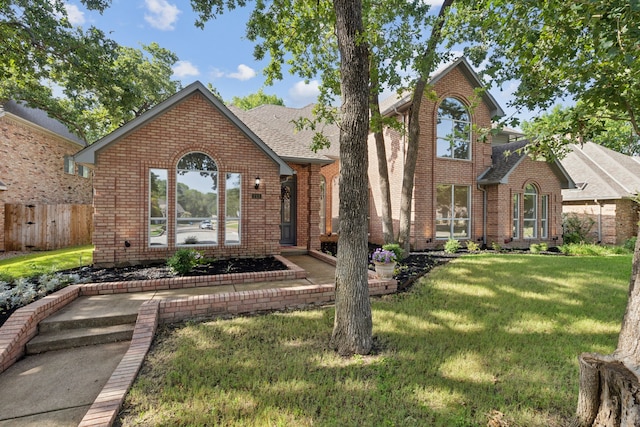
top-left (64, 0), bottom-right (537, 123)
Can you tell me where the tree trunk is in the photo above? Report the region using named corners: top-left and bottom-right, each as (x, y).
top-left (573, 228), bottom-right (640, 426)
top-left (330, 0), bottom-right (372, 356)
top-left (370, 61), bottom-right (394, 244)
top-left (396, 0), bottom-right (454, 254)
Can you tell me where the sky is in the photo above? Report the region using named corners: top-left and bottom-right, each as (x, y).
top-left (64, 0), bottom-right (539, 123)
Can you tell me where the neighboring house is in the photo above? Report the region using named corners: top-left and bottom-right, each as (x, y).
top-left (75, 83), bottom-right (335, 267)
top-left (560, 142), bottom-right (640, 245)
top-left (367, 57), bottom-right (574, 249)
top-left (0, 100), bottom-right (93, 252)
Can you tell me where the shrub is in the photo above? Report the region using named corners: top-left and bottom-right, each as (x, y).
top-left (0, 273), bottom-right (81, 314)
top-left (382, 243), bottom-right (405, 261)
top-left (562, 213), bottom-right (595, 244)
top-left (466, 241), bottom-right (480, 252)
top-left (529, 243), bottom-right (548, 254)
top-left (167, 249), bottom-right (203, 275)
top-left (183, 236), bottom-right (199, 245)
top-left (624, 237), bottom-right (637, 252)
top-left (444, 238), bottom-right (461, 254)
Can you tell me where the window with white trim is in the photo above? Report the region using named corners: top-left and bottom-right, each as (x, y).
top-left (512, 193), bottom-right (520, 239)
top-left (436, 184), bottom-right (470, 239)
top-left (149, 169), bottom-right (168, 246)
top-left (64, 155), bottom-right (75, 174)
top-left (523, 184), bottom-right (538, 239)
top-left (225, 173), bottom-right (241, 244)
top-left (436, 98), bottom-right (471, 160)
top-left (176, 152), bottom-right (218, 246)
top-left (541, 194), bottom-right (548, 238)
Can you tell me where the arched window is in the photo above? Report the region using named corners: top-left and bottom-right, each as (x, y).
top-left (176, 152), bottom-right (218, 245)
top-left (436, 98), bottom-right (471, 160)
top-left (523, 184), bottom-right (538, 239)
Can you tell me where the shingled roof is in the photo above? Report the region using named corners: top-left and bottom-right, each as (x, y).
top-left (229, 104), bottom-right (338, 164)
top-left (1, 100), bottom-right (86, 146)
top-left (561, 142), bottom-right (640, 201)
top-left (478, 139), bottom-right (574, 189)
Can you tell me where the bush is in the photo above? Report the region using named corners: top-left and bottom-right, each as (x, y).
top-left (562, 213), bottom-right (596, 244)
top-left (167, 249), bottom-right (203, 275)
top-left (382, 243), bottom-right (405, 261)
top-left (624, 237), bottom-right (637, 252)
top-left (491, 242), bottom-right (502, 252)
top-left (560, 243), bottom-right (631, 256)
top-left (466, 241), bottom-right (480, 252)
top-left (444, 238), bottom-right (461, 254)
top-left (529, 243), bottom-right (548, 254)
top-left (0, 272), bottom-right (82, 314)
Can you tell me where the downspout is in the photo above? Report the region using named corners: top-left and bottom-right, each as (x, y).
top-left (477, 184), bottom-right (487, 247)
top-left (595, 199), bottom-right (602, 243)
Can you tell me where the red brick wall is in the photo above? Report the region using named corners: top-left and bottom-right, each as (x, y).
top-left (486, 157), bottom-right (565, 248)
top-left (563, 199), bottom-right (639, 245)
top-left (320, 161), bottom-right (340, 234)
top-left (0, 114), bottom-right (93, 251)
top-left (91, 93), bottom-right (283, 266)
top-left (289, 163), bottom-right (323, 251)
top-left (368, 66), bottom-right (495, 249)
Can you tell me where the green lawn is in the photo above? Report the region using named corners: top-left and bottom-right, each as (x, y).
top-left (0, 245), bottom-right (93, 280)
top-left (119, 253), bottom-right (632, 427)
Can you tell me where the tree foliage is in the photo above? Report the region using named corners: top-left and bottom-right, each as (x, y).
top-left (230, 89), bottom-right (284, 110)
top-left (448, 0), bottom-right (640, 155)
top-left (1, 1), bottom-right (182, 143)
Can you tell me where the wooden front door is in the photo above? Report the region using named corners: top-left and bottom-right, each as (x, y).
top-left (280, 177), bottom-right (296, 245)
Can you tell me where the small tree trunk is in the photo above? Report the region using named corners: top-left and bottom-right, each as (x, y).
top-left (370, 61), bottom-right (394, 244)
top-left (330, 0), bottom-right (372, 356)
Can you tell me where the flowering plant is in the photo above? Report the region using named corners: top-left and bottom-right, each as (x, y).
top-left (371, 248), bottom-right (397, 264)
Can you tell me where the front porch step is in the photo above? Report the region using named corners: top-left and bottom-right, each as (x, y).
top-left (38, 313), bottom-right (138, 333)
top-left (26, 323), bottom-right (135, 354)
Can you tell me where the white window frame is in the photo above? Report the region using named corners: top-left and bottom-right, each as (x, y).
top-left (540, 194), bottom-right (549, 239)
top-left (512, 193), bottom-right (520, 239)
top-left (436, 184), bottom-right (471, 240)
top-left (149, 168), bottom-right (168, 247)
top-left (436, 98), bottom-right (472, 160)
top-left (523, 184), bottom-right (538, 239)
top-left (225, 173), bottom-right (241, 245)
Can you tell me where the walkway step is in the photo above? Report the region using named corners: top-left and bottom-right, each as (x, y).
top-left (26, 324), bottom-right (135, 354)
top-left (38, 313), bottom-right (138, 332)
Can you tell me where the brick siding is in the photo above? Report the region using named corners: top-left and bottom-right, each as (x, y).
top-left (0, 115), bottom-right (92, 251)
top-left (563, 199), bottom-right (639, 245)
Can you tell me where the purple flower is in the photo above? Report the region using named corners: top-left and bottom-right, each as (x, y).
top-left (371, 248), bottom-right (396, 264)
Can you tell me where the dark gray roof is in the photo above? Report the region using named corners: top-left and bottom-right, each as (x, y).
top-left (74, 81), bottom-right (294, 175)
top-left (478, 139), bottom-right (574, 189)
top-left (229, 104), bottom-right (338, 164)
top-left (379, 57), bottom-right (505, 119)
top-left (561, 142), bottom-right (640, 201)
top-left (2, 100), bottom-right (86, 146)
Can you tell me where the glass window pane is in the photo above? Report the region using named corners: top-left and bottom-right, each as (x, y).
top-left (436, 221), bottom-right (452, 239)
top-left (512, 193), bottom-right (520, 239)
top-left (437, 98), bottom-right (471, 160)
top-left (437, 138), bottom-right (452, 158)
top-left (541, 195), bottom-right (548, 238)
top-left (149, 169), bottom-right (168, 246)
top-left (176, 153), bottom-right (218, 246)
top-left (436, 185), bottom-right (451, 219)
top-left (225, 173), bottom-right (241, 244)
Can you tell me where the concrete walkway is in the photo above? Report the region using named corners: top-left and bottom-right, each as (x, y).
top-left (0, 254), bottom-right (341, 427)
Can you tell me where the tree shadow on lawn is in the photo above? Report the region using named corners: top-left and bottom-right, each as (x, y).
top-left (117, 254), bottom-right (631, 427)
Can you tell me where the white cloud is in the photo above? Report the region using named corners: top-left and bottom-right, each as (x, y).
top-left (144, 0), bottom-right (181, 31)
top-left (209, 68), bottom-right (225, 79)
top-left (172, 61), bottom-right (200, 78)
top-left (228, 64), bottom-right (257, 81)
top-left (64, 3), bottom-right (85, 26)
top-left (288, 80), bottom-right (320, 104)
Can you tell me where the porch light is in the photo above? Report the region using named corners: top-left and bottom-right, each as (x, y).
top-left (255, 176), bottom-right (261, 189)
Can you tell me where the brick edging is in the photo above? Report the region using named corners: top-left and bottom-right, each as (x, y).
top-left (79, 277), bottom-right (397, 427)
top-left (79, 300), bottom-right (160, 427)
top-left (0, 285), bottom-right (80, 373)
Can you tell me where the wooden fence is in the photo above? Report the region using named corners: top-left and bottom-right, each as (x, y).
top-left (4, 204), bottom-right (92, 251)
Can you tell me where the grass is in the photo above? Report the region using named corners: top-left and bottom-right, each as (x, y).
top-left (118, 253), bottom-right (632, 427)
top-left (0, 245), bottom-right (93, 280)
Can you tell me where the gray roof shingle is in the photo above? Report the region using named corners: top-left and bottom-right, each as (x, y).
top-left (561, 142), bottom-right (640, 201)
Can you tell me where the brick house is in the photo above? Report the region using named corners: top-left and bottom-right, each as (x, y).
top-left (74, 82), bottom-right (336, 267)
top-left (560, 142), bottom-right (640, 245)
top-left (367, 57), bottom-right (573, 249)
top-left (0, 101), bottom-right (93, 251)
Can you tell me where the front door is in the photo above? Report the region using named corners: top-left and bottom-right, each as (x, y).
top-left (280, 176), bottom-right (296, 245)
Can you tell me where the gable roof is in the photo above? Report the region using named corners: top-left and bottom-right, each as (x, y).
top-left (74, 81), bottom-right (294, 175)
top-left (1, 100), bottom-right (86, 147)
top-left (478, 139), bottom-right (574, 189)
top-left (561, 142), bottom-right (640, 201)
top-left (379, 57), bottom-right (505, 118)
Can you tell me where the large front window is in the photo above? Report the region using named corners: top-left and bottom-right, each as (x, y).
top-left (436, 98), bottom-right (471, 160)
top-left (176, 152), bottom-right (218, 246)
top-left (149, 169), bottom-right (168, 246)
top-left (523, 184), bottom-right (538, 239)
top-left (225, 173), bottom-right (241, 244)
top-left (436, 184), bottom-right (470, 239)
